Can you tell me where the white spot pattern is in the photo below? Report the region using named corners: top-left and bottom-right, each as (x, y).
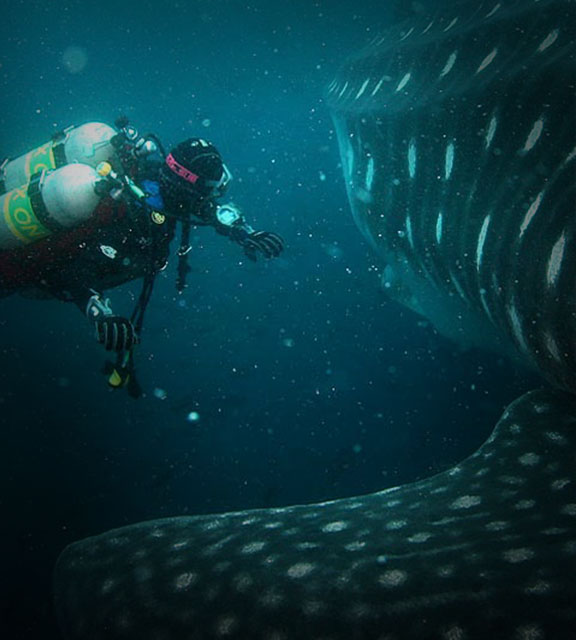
top-left (422, 20), bottom-right (434, 34)
top-left (450, 495), bottom-right (482, 509)
top-left (485, 115), bottom-right (498, 149)
top-left (519, 192), bottom-right (544, 237)
top-left (518, 453), bottom-right (540, 466)
top-left (408, 140), bottom-right (417, 178)
top-left (485, 3), bottom-right (501, 18)
top-left (503, 548), bottom-right (535, 563)
top-left (242, 541), bottom-right (267, 554)
top-left (287, 563), bottom-right (316, 578)
top-left (508, 303), bottom-right (529, 354)
top-left (522, 118), bottom-right (545, 153)
top-left (538, 29), bottom-right (559, 52)
top-left (174, 572), bottom-right (197, 591)
top-left (371, 77), bottom-right (387, 96)
top-left (378, 570), bottom-right (408, 587)
top-left (546, 233), bottom-right (566, 287)
top-left (355, 79), bottom-right (370, 100)
top-left (440, 51), bottom-right (458, 78)
top-left (396, 72), bottom-right (412, 93)
top-left (406, 216), bottom-right (414, 248)
top-left (445, 142), bottom-right (455, 180)
top-left (365, 157), bottom-right (375, 191)
top-left (476, 215), bottom-right (491, 271)
top-left (323, 521), bottom-right (349, 533)
top-left (436, 212), bottom-right (443, 244)
top-left (476, 48), bottom-right (498, 73)
top-left (561, 504), bottom-right (576, 516)
top-left (443, 17), bottom-right (459, 32)
top-left (215, 615), bottom-right (237, 636)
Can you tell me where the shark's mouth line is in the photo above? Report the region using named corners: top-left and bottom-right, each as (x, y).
top-left (53, 1), bottom-right (576, 638)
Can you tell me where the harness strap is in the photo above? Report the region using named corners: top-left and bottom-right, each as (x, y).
top-left (176, 219), bottom-right (192, 294)
top-left (131, 273), bottom-right (156, 334)
top-left (28, 172), bottom-right (65, 233)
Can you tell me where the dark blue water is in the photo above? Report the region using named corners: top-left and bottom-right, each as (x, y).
top-left (0, 1), bottom-right (540, 637)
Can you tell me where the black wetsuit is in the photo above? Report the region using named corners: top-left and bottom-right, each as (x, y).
top-left (0, 166), bottom-right (254, 308)
top-left (42, 179), bottom-right (177, 309)
top-left (36, 175), bottom-right (244, 310)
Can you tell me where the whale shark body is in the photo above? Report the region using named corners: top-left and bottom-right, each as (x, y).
top-left (55, 390), bottom-right (576, 640)
top-left (54, 1), bottom-right (576, 638)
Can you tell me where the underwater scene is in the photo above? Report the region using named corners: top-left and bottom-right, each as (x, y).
top-left (1, 0), bottom-right (575, 638)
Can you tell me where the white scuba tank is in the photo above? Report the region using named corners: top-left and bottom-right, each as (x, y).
top-left (0, 163), bottom-right (104, 250)
top-left (1, 122), bottom-right (118, 192)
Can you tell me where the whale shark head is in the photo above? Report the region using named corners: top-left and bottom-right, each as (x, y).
top-left (54, 1), bottom-right (576, 638)
top-left (326, 0), bottom-right (576, 393)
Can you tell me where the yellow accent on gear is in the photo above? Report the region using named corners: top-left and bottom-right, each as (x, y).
top-left (24, 142), bottom-right (56, 180)
top-left (151, 211), bottom-right (166, 225)
top-left (108, 369), bottom-right (124, 387)
top-left (3, 185), bottom-right (51, 244)
top-left (97, 162), bottom-right (112, 177)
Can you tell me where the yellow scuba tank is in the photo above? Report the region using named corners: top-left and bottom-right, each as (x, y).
top-left (1, 122), bottom-right (118, 192)
top-left (0, 163), bottom-right (105, 249)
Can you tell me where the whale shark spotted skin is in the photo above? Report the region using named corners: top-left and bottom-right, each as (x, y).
top-left (55, 391), bottom-right (576, 639)
top-left (326, 0), bottom-right (576, 394)
top-left (54, 1), bottom-right (576, 638)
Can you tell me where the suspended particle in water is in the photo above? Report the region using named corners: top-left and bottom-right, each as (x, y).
top-left (324, 243), bottom-right (343, 260)
top-left (154, 388), bottom-right (168, 400)
top-left (62, 46), bottom-right (88, 74)
top-left (202, 119), bottom-right (211, 128)
top-left (187, 411), bottom-right (200, 422)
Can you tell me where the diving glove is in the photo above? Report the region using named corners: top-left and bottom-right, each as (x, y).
top-left (95, 316), bottom-right (138, 352)
top-left (86, 294), bottom-right (139, 352)
top-left (240, 230), bottom-right (284, 261)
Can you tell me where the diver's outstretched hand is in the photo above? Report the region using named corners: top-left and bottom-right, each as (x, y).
top-left (241, 230), bottom-right (284, 261)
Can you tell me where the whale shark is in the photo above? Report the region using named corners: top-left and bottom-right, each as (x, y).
top-left (54, 0), bottom-right (576, 638)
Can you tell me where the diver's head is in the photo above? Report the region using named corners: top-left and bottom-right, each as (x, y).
top-left (160, 138), bottom-right (231, 214)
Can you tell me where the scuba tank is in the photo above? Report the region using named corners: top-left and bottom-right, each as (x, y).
top-left (1, 122), bottom-right (118, 193)
top-left (0, 118), bottom-right (163, 194)
top-left (0, 117), bottom-right (163, 250)
top-left (0, 163), bottom-right (107, 250)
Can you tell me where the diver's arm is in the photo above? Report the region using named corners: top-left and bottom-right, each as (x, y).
top-left (42, 279), bottom-right (138, 353)
top-left (38, 274), bottom-right (99, 311)
top-left (200, 201), bottom-right (284, 261)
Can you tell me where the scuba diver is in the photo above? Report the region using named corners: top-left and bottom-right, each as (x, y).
top-left (0, 118), bottom-right (284, 395)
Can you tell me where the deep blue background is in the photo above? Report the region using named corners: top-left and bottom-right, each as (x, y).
top-left (0, 1), bottom-right (539, 637)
